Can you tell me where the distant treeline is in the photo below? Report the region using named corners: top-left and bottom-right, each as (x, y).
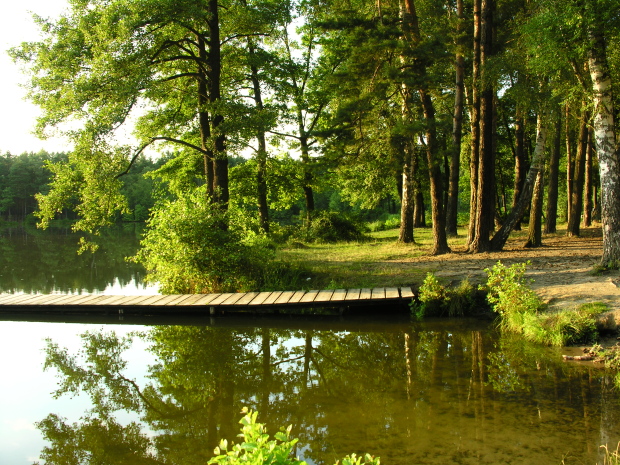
top-left (0, 151), bottom-right (400, 225)
top-left (0, 151), bottom-right (161, 222)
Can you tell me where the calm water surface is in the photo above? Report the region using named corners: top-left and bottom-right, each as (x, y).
top-left (1, 317), bottom-right (619, 465)
top-left (1, 225), bottom-right (620, 464)
top-left (0, 224), bottom-right (157, 294)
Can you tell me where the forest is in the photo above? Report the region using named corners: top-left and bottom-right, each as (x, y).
top-left (8, 0), bottom-right (620, 292)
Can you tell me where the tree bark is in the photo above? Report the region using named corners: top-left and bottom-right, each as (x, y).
top-left (567, 104), bottom-right (589, 237)
top-left (197, 35), bottom-right (215, 198)
top-left (399, 142), bottom-right (416, 243)
top-left (588, 28), bottom-right (620, 268)
top-left (490, 112), bottom-right (547, 251)
top-left (248, 40), bottom-right (270, 233)
top-left (524, 169), bottom-right (544, 248)
top-left (206, 0), bottom-right (228, 208)
top-left (401, 0), bottom-right (450, 254)
top-left (566, 104), bottom-right (574, 222)
top-left (583, 127), bottom-right (594, 228)
top-left (544, 112), bottom-right (562, 234)
top-left (446, 0), bottom-right (465, 237)
top-left (299, 134), bottom-right (315, 225)
top-left (468, 0), bottom-right (495, 253)
top-left (414, 189), bottom-right (426, 227)
top-left (467, 0), bottom-right (481, 249)
top-left (512, 111), bottom-right (526, 231)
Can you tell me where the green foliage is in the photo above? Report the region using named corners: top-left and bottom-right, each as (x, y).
top-left (303, 211), bottom-right (368, 243)
top-left (410, 273), bottom-right (480, 319)
top-left (483, 261), bottom-right (543, 317)
top-left (210, 409), bottom-right (303, 465)
top-left (367, 214), bottom-right (400, 232)
top-left (135, 187), bottom-right (275, 293)
top-left (483, 262), bottom-right (603, 346)
top-left (210, 408), bottom-right (380, 465)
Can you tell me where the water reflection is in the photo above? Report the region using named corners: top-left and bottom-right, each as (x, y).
top-left (37, 320), bottom-right (620, 465)
top-left (0, 224), bottom-right (156, 294)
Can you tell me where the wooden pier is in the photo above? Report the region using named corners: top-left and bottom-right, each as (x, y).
top-left (0, 287), bottom-right (415, 316)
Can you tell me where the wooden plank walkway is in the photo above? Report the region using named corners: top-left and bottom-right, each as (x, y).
top-left (0, 287), bottom-right (414, 315)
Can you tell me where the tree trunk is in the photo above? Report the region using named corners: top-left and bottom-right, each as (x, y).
top-left (588, 28), bottom-right (620, 269)
top-left (414, 189), bottom-right (426, 227)
top-left (512, 111), bottom-right (526, 231)
top-left (583, 127), bottom-right (594, 228)
top-left (467, 0), bottom-right (481, 249)
top-left (197, 35), bottom-right (214, 197)
top-left (565, 104), bottom-right (574, 222)
top-left (248, 40), bottom-right (270, 233)
top-left (206, 0), bottom-right (228, 208)
top-left (299, 134), bottom-right (315, 225)
top-left (421, 91), bottom-right (450, 254)
top-left (401, 0), bottom-right (450, 254)
top-left (524, 169), bottom-right (544, 247)
top-left (468, 0), bottom-right (495, 253)
top-left (446, 0), bottom-right (465, 237)
top-left (544, 112), bottom-right (562, 234)
top-left (490, 112), bottom-right (547, 251)
top-left (399, 143), bottom-right (416, 243)
top-left (567, 104), bottom-right (589, 237)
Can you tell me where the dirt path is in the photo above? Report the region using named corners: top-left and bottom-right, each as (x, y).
top-left (401, 225), bottom-right (620, 314)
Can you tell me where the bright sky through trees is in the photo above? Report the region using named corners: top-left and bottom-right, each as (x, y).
top-left (0, 0), bottom-right (69, 154)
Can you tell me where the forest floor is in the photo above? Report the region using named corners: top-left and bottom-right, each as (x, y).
top-left (284, 223), bottom-right (620, 315)
top-left (410, 224), bottom-right (620, 315)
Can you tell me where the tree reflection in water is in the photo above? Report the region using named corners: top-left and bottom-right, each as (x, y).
top-left (37, 321), bottom-right (620, 465)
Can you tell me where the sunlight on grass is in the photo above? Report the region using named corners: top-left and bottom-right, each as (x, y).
top-left (277, 226), bottom-right (470, 290)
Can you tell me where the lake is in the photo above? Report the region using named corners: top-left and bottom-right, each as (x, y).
top-left (1, 226), bottom-right (619, 465)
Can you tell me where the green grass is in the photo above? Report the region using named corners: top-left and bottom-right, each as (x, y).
top-left (275, 226), bottom-right (470, 290)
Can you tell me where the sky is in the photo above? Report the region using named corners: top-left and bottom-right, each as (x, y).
top-left (0, 0), bottom-right (70, 155)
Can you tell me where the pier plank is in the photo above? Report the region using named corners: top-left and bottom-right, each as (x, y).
top-left (288, 291), bottom-right (307, 303)
top-left (247, 292), bottom-right (273, 305)
top-left (299, 290), bottom-right (319, 303)
top-left (142, 295), bottom-right (182, 306)
top-left (204, 293), bottom-right (234, 306)
top-left (330, 289), bottom-right (347, 302)
top-left (42, 294), bottom-right (91, 305)
top-left (344, 289), bottom-right (361, 300)
top-left (0, 286), bottom-right (416, 314)
top-left (220, 293), bottom-right (247, 305)
top-left (5, 294), bottom-right (50, 305)
top-left (233, 292), bottom-right (260, 306)
top-left (64, 294), bottom-right (107, 305)
top-left (314, 290), bottom-right (334, 302)
top-left (274, 291), bottom-right (296, 305)
top-left (400, 287), bottom-right (415, 299)
top-left (189, 294), bottom-right (221, 306)
top-left (177, 294), bottom-right (211, 305)
top-left (385, 288), bottom-right (400, 299)
top-left (2, 294), bottom-right (47, 305)
top-left (371, 288), bottom-right (385, 299)
top-left (359, 289), bottom-right (372, 299)
top-left (164, 295), bottom-right (196, 306)
top-left (133, 295), bottom-right (170, 306)
top-left (261, 291), bottom-right (283, 305)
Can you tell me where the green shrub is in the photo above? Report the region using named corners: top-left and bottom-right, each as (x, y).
top-left (134, 188), bottom-right (275, 294)
top-left (483, 261), bottom-right (603, 346)
top-left (367, 214), bottom-right (400, 232)
top-left (304, 211), bottom-right (368, 243)
top-left (209, 408), bottom-right (380, 465)
top-left (411, 273), bottom-right (480, 319)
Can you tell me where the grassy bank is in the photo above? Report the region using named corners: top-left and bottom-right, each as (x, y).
top-left (275, 227), bottom-right (467, 290)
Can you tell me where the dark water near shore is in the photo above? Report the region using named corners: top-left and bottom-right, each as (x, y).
top-left (1, 225), bottom-right (619, 464)
top-left (0, 224), bottom-right (157, 294)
